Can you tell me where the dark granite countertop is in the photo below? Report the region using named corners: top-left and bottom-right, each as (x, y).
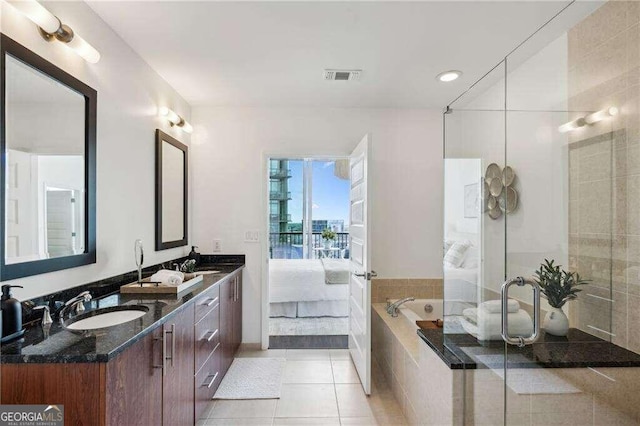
top-left (1, 261), bottom-right (244, 364)
top-left (418, 327), bottom-right (640, 370)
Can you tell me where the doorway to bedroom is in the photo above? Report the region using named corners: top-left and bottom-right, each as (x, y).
top-left (268, 157), bottom-right (351, 349)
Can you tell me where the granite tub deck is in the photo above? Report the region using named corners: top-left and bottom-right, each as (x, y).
top-left (1, 257), bottom-right (244, 364)
top-left (373, 302), bottom-right (640, 425)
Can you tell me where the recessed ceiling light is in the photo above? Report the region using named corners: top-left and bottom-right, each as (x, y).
top-left (436, 70), bottom-right (462, 82)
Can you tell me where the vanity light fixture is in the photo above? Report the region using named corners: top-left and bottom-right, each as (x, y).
top-left (8, 0), bottom-right (101, 63)
top-left (159, 107), bottom-right (193, 134)
top-left (584, 106), bottom-right (619, 124)
top-left (436, 70), bottom-right (462, 82)
top-left (558, 106), bottom-right (618, 133)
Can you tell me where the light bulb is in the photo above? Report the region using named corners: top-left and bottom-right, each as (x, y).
top-left (159, 107), bottom-right (181, 125)
top-left (66, 32), bottom-right (100, 64)
top-left (8, 0), bottom-right (60, 34)
top-left (558, 118), bottom-right (586, 133)
top-left (180, 121), bottom-right (193, 134)
top-left (584, 106), bottom-right (619, 124)
top-left (437, 70), bottom-right (462, 82)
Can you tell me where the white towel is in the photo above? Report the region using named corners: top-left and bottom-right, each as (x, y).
top-left (476, 307), bottom-right (533, 341)
top-left (150, 270), bottom-right (184, 285)
top-left (480, 299), bottom-right (520, 314)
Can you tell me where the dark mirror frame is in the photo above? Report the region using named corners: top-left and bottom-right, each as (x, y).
top-left (155, 129), bottom-right (188, 251)
top-left (0, 34), bottom-right (97, 281)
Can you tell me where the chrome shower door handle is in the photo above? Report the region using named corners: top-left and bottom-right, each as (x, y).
top-left (500, 277), bottom-right (541, 348)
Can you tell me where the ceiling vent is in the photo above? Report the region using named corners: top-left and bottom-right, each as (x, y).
top-left (323, 69), bottom-right (362, 81)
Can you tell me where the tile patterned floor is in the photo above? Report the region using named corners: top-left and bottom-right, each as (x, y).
top-left (198, 349), bottom-right (408, 426)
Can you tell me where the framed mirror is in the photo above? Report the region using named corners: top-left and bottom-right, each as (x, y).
top-left (0, 34), bottom-right (97, 281)
top-left (155, 129), bottom-right (188, 250)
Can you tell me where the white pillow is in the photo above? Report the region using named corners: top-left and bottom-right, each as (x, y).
top-left (443, 241), bottom-right (471, 268)
top-left (462, 246), bottom-right (479, 269)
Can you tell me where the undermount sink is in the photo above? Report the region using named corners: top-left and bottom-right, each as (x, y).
top-left (64, 305), bottom-right (149, 331)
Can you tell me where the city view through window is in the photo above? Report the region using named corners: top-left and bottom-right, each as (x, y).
top-left (269, 159), bottom-right (350, 259)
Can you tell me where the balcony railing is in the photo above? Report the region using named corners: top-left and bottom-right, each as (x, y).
top-left (269, 168), bottom-right (292, 179)
top-left (270, 213), bottom-right (292, 223)
top-left (269, 232), bottom-right (349, 259)
top-left (269, 191), bottom-right (291, 200)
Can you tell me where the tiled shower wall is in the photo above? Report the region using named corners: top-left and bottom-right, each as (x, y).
top-left (371, 278), bottom-right (443, 303)
top-left (568, 1), bottom-right (640, 353)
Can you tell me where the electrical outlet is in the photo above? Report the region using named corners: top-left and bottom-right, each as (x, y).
top-left (213, 239), bottom-right (222, 252)
top-left (244, 231), bottom-right (260, 243)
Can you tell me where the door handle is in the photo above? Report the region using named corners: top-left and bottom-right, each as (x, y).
top-left (354, 271), bottom-right (377, 280)
top-left (153, 329), bottom-right (168, 375)
top-left (163, 323), bottom-right (176, 368)
top-left (500, 277), bottom-right (540, 347)
top-left (203, 296), bottom-right (219, 307)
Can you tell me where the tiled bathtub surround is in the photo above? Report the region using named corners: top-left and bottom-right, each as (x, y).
top-left (374, 304), bottom-right (640, 425)
top-left (371, 278), bottom-right (443, 303)
top-left (567, 1), bottom-right (640, 353)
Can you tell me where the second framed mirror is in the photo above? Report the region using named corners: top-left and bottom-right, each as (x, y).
top-left (155, 129), bottom-right (188, 250)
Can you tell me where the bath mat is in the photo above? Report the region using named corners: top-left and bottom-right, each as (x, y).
top-left (213, 357), bottom-right (285, 399)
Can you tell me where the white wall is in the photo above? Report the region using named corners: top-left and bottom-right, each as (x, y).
top-left (1, 2), bottom-right (192, 300)
top-left (191, 107), bottom-right (443, 343)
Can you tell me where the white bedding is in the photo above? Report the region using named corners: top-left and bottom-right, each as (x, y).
top-left (269, 259), bottom-right (349, 304)
top-left (444, 266), bottom-right (477, 284)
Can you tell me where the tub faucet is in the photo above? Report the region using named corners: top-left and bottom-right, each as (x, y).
top-left (386, 297), bottom-right (415, 317)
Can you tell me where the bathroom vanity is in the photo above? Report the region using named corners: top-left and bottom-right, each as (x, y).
top-left (0, 261), bottom-right (243, 426)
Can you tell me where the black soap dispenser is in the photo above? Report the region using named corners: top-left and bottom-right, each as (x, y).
top-left (188, 246), bottom-right (201, 266)
top-left (1, 285), bottom-right (24, 342)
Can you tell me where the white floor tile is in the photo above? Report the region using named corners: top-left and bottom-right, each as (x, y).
top-left (331, 360), bottom-right (361, 384)
top-left (275, 384), bottom-right (339, 418)
top-left (210, 400), bottom-right (277, 419)
top-left (205, 418), bottom-right (274, 425)
top-left (339, 417), bottom-right (379, 425)
top-left (330, 349), bottom-right (351, 360)
top-left (273, 418), bottom-right (340, 425)
top-left (335, 384), bottom-right (375, 418)
top-left (286, 349), bottom-right (332, 360)
top-left (283, 360), bottom-right (334, 384)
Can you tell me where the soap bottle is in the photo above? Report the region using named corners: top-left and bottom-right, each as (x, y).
top-left (189, 246), bottom-right (201, 266)
top-left (1, 285), bottom-right (23, 341)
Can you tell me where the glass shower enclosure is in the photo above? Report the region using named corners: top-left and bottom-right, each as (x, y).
top-left (443, 1), bottom-right (640, 423)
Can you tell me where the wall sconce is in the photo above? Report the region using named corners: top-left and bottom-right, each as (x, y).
top-left (558, 107), bottom-right (618, 133)
top-left (159, 107), bottom-right (193, 134)
top-left (8, 0), bottom-right (101, 64)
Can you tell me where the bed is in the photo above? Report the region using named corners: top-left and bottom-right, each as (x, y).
top-left (269, 258), bottom-right (350, 318)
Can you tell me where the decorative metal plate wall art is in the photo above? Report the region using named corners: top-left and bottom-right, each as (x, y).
top-left (484, 163), bottom-right (519, 220)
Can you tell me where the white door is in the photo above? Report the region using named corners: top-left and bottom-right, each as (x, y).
top-left (348, 134), bottom-right (374, 395)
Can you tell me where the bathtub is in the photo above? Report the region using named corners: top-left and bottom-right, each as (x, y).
top-left (395, 299), bottom-right (474, 329)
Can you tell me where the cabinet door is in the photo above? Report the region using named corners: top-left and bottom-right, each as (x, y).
top-left (106, 329), bottom-right (163, 426)
top-left (233, 272), bottom-right (243, 353)
top-left (219, 276), bottom-right (235, 375)
top-left (163, 304), bottom-right (195, 426)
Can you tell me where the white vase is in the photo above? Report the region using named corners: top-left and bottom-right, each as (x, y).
top-left (543, 307), bottom-right (569, 336)
top-left (323, 240), bottom-right (333, 249)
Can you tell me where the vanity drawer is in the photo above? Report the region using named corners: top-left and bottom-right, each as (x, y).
top-left (195, 343), bottom-right (222, 419)
top-left (195, 283), bottom-right (220, 322)
top-left (195, 302), bottom-right (220, 369)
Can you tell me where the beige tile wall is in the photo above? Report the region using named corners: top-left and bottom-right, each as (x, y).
top-left (568, 1), bottom-right (640, 353)
top-left (371, 305), bottom-right (464, 425)
top-left (372, 278), bottom-right (443, 303)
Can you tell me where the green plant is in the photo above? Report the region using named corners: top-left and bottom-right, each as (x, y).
top-left (321, 228), bottom-right (336, 241)
top-left (534, 259), bottom-right (589, 309)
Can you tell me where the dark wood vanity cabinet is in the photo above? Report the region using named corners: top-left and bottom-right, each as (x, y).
top-left (0, 270), bottom-right (243, 426)
top-left (220, 271), bottom-right (242, 376)
top-left (162, 304), bottom-right (195, 426)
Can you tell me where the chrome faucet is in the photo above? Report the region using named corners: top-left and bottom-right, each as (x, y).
top-left (58, 291), bottom-right (92, 323)
top-left (386, 297), bottom-right (415, 317)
